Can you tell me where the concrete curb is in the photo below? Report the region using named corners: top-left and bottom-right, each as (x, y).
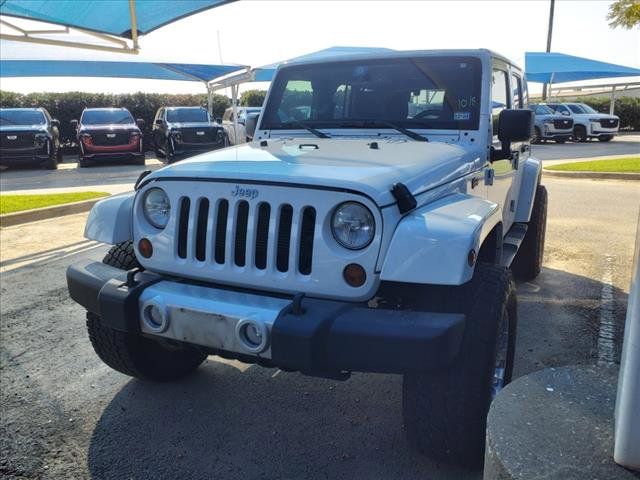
top-left (543, 169), bottom-right (640, 180)
top-left (0, 198), bottom-right (102, 228)
top-left (484, 365), bottom-right (636, 480)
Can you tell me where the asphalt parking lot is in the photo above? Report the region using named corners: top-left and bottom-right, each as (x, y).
top-left (1, 137), bottom-right (639, 479)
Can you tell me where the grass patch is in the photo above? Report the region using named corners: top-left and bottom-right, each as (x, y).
top-left (0, 192), bottom-right (109, 214)
top-left (546, 157), bottom-right (640, 173)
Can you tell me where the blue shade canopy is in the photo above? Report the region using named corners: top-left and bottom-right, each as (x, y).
top-left (0, 0), bottom-right (234, 38)
top-left (252, 46), bottom-right (395, 82)
top-left (525, 52), bottom-right (640, 84)
top-left (0, 59), bottom-right (242, 82)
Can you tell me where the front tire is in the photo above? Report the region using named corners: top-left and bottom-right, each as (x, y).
top-left (598, 135), bottom-right (613, 142)
top-left (573, 125), bottom-right (587, 142)
top-left (531, 126), bottom-right (541, 144)
top-left (403, 263), bottom-right (517, 468)
top-left (511, 184), bottom-right (548, 280)
top-left (86, 241), bottom-right (207, 381)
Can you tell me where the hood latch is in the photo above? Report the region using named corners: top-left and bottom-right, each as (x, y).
top-left (391, 183), bottom-right (417, 214)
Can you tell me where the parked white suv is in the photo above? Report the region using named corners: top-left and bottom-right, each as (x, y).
top-left (67, 49), bottom-right (547, 468)
top-left (546, 102), bottom-right (619, 142)
top-left (221, 106), bottom-right (262, 145)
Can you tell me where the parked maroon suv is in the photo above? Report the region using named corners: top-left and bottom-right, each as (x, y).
top-left (72, 108), bottom-right (145, 168)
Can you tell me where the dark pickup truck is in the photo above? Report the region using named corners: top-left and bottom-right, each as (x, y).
top-left (73, 108), bottom-right (145, 168)
top-left (152, 106), bottom-right (225, 163)
top-left (0, 107), bottom-right (61, 169)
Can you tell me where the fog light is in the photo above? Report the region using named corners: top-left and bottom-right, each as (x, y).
top-left (343, 263), bottom-right (366, 287)
top-left (141, 299), bottom-right (168, 333)
top-left (236, 318), bottom-right (268, 353)
top-left (138, 238), bottom-right (153, 258)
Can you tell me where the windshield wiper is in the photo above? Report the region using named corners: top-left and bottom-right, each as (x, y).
top-left (280, 120), bottom-right (331, 139)
top-left (361, 120), bottom-right (428, 142)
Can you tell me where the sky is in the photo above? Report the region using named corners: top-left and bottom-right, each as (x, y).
top-left (0, 0), bottom-right (638, 96)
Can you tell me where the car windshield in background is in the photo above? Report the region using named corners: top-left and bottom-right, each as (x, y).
top-left (261, 56), bottom-right (482, 131)
top-left (0, 110), bottom-right (46, 126)
top-left (568, 104), bottom-right (598, 114)
top-left (81, 110), bottom-right (134, 125)
top-left (532, 105), bottom-right (555, 115)
top-left (167, 108), bottom-right (209, 123)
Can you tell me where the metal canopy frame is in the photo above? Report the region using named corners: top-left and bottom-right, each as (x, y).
top-left (0, 0), bottom-right (140, 54)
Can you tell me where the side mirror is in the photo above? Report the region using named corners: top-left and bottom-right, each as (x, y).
top-left (155, 118), bottom-right (164, 125)
top-left (50, 119), bottom-right (60, 128)
top-left (245, 113), bottom-right (259, 141)
top-left (70, 119), bottom-right (78, 130)
top-left (136, 118), bottom-right (146, 129)
top-left (561, 110), bottom-right (570, 116)
top-left (494, 109), bottom-right (533, 160)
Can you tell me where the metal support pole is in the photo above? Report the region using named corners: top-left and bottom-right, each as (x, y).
top-left (207, 84), bottom-right (213, 117)
top-left (231, 85), bottom-right (239, 144)
top-left (542, 0), bottom-right (555, 101)
top-left (609, 86), bottom-right (617, 116)
top-left (129, 0), bottom-right (139, 50)
top-left (615, 212), bottom-right (640, 470)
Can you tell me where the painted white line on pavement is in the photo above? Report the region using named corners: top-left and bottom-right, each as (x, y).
top-left (598, 254), bottom-right (617, 365)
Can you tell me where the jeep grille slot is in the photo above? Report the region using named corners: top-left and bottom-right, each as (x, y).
top-left (254, 203), bottom-right (270, 270)
top-left (276, 204), bottom-right (293, 272)
top-left (195, 198), bottom-right (209, 262)
top-left (177, 197), bottom-right (190, 259)
top-left (214, 199), bottom-right (229, 264)
top-left (234, 201), bottom-right (249, 267)
top-left (298, 207), bottom-right (316, 275)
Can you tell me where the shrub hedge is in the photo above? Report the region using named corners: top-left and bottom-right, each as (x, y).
top-left (0, 90), bottom-right (232, 143)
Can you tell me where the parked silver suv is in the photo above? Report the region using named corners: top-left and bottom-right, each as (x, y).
top-left (546, 102), bottom-right (619, 142)
top-left (529, 103), bottom-right (573, 144)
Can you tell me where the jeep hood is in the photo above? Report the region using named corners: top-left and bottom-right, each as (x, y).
top-left (147, 138), bottom-right (481, 206)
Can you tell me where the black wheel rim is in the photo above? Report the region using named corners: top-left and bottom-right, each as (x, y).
top-left (491, 309), bottom-right (510, 400)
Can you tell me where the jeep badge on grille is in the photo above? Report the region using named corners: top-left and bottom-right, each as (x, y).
top-left (231, 185), bottom-right (259, 199)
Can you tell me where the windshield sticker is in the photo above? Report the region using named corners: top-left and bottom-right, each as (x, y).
top-left (454, 111), bottom-right (471, 121)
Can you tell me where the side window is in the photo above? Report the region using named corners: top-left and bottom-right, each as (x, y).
top-left (491, 69), bottom-right (509, 133)
top-left (511, 73), bottom-right (523, 109)
top-left (279, 79), bottom-right (313, 121)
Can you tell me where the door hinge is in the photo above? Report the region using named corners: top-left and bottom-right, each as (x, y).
top-left (485, 168), bottom-right (494, 186)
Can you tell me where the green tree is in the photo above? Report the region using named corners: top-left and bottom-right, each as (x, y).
top-left (240, 89), bottom-right (267, 107)
top-left (607, 0), bottom-right (640, 29)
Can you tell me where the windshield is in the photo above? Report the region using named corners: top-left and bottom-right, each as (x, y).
top-left (81, 109), bottom-right (134, 125)
top-left (166, 108), bottom-right (209, 123)
top-left (532, 104), bottom-right (554, 115)
top-left (567, 104), bottom-right (597, 114)
top-left (262, 56), bottom-right (482, 131)
top-left (0, 110), bottom-right (46, 126)
top-left (572, 103), bottom-right (598, 114)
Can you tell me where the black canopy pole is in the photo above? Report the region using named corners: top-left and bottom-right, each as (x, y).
top-left (542, 0), bottom-right (555, 101)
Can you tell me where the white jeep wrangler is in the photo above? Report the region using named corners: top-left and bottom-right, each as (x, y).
top-left (67, 49), bottom-right (547, 468)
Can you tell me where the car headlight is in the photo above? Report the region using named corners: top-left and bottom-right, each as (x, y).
top-left (170, 129), bottom-right (182, 142)
top-left (34, 133), bottom-right (48, 146)
top-left (331, 202), bottom-right (375, 250)
top-left (143, 188), bottom-right (171, 229)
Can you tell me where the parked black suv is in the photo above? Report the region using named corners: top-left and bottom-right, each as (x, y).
top-left (72, 108), bottom-right (145, 168)
top-left (152, 106), bottom-right (225, 163)
top-left (0, 107), bottom-right (61, 169)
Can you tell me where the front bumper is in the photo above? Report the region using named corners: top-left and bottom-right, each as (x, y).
top-left (80, 151), bottom-right (145, 161)
top-left (67, 260), bottom-right (465, 374)
top-left (0, 147), bottom-right (50, 165)
top-left (172, 141), bottom-right (224, 157)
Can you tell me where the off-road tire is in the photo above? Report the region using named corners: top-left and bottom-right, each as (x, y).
top-left (86, 241), bottom-right (207, 381)
top-left (403, 263), bottom-right (517, 469)
top-left (102, 241), bottom-right (141, 270)
top-left (573, 125), bottom-right (587, 142)
top-left (511, 184), bottom-right (548, 280)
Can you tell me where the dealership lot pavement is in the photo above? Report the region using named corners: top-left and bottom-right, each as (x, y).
top-left (1, 174), bottom-right (638, 480)
top-left (1, 134), bottom-right (638, 196)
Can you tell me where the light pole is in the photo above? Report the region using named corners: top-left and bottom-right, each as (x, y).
top-left (542, 0), bottom-right (555, 100)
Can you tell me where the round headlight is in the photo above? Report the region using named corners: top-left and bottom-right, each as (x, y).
top-left (143, 188), bottom-right (170, 229)
top-left (331, 202), bottom-right (375, 250)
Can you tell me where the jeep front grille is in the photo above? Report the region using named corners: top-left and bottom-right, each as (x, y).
top-left (176, 196), bottom-right (317, 275)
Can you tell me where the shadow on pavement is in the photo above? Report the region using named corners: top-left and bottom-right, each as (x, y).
top-left (83, 266), bottom-right (628, 480)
